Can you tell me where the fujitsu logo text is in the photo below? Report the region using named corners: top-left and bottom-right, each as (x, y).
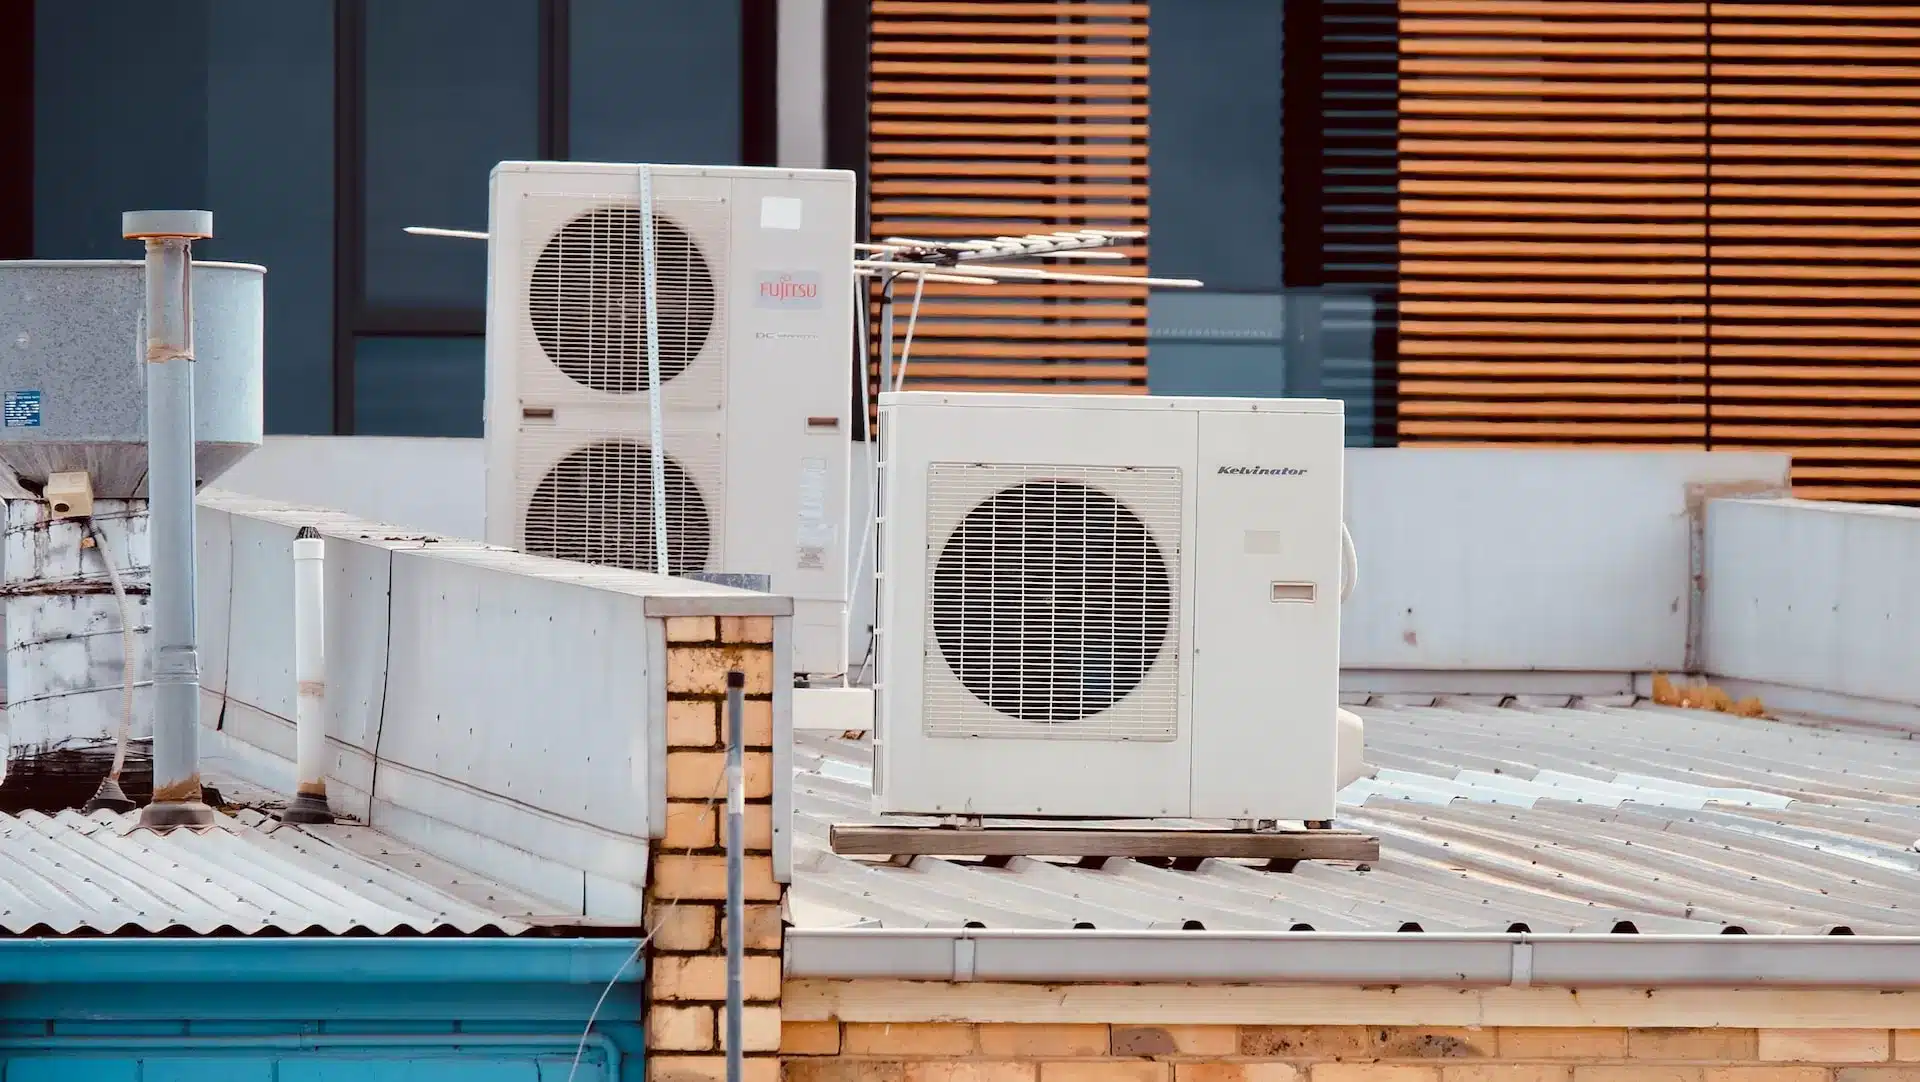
top-left (754, 270), bottom-right (825, 310)
top-left (760, 275), bottom-right (817, 302)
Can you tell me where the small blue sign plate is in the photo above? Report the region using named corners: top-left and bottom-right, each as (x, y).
top-left (3, 390), bottom-right (42, 428)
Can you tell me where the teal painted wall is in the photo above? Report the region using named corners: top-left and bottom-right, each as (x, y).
top-left (0, 941), bottom-right (646, 1082)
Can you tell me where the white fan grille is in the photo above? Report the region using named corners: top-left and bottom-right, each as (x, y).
top-left (517, 194), bottom-right (729, 413)
top-left (515, 428), bottom-right (725, 576)
top-left (921, 463), bottom-right (1182, 741)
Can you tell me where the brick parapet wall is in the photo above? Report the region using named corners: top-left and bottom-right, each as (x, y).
top-left (780, 1022), bottom-right (1920, 1082)
top-left (648, 615), bottom-right (783, 1082)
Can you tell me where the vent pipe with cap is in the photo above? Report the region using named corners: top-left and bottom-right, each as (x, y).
top-left (282, 525), bottom-right (335, 824)
top-left (125, 209), bottom-right (216, 830)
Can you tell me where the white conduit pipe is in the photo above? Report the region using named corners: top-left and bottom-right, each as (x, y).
top-left (1340, 522), bottom-right (1358, 603)
top-left (282, 526), bottom-right (334, 824)
top-left (638, 166), bottom-right (671, 578)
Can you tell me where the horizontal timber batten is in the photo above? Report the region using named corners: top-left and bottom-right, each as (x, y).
top-left (1397, 0), bottom-right (1920, 500)
top-left (867, 0), bottom-right (1152, 421)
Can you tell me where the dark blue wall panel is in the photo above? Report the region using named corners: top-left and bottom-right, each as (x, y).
top-left (34, 0), bottom-right (751, 437)
top-left (34, 1), bottom-right (210, 260)
top-left (362, 0), bottom-right (540, 311)
top-left (1146, 0), bottom-right (1283, 291)
top-left (1145, 0), bottom-right (1397, 447)
top-left (34, 0), bottom-right (336, 435)
top-left (207, 0), bottom-right (336, 435)
top-left (569, 0), bottom-right (743, 164)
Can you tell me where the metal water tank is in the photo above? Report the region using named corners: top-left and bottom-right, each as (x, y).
top-left (0, 260), bottom-right (265, 497)
top-left (0, 259), bottom-right (264, 782)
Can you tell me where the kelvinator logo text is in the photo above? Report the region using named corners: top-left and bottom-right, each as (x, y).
top-left (1217, 465), bottom-right (1308, 476)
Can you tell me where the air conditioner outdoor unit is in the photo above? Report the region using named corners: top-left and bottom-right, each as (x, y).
top-left (873, 391), bottom-right (1347, 820)
top-left (483, 161), bottom-right (855, 676)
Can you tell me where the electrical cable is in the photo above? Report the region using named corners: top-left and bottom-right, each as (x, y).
top-left (89, 518), bottom-right (137, 781)
top-left (847, 271), bottom-right (885, 689)
top-left (564, 769), bottom-right (730, 1082)
top-left (891, 273), bottom-right (927, 390)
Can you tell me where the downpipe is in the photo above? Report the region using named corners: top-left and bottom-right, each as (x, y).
top-left (124, 209), bottom-right (215, 830)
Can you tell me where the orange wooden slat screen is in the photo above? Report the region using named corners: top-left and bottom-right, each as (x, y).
top-left (1398, 0), bottom-right (1920, 500)
top-left (868, 0), bottom-right (1151, 408)
top-left (1708, 4), bottom-right (1920, 502)
top-left (1397, 0), bottom-right (1712, 446)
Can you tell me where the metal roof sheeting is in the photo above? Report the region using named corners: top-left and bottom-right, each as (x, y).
top-left (789, 696), bottom-right (1920, 937)
top-left (0, 807), bottom-right (562, 936)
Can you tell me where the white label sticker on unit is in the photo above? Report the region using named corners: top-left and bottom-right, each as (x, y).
top-left (760, 195), bottom-right (803, 230)
top-left (756, 271), bottom-right (823, 310)
top-left (797, 456), bottom-right (835, 570)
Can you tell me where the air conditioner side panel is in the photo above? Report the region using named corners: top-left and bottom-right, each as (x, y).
top-left (1189, 408), bottom-right (1345, 820)
top-left (484, 167), bottom-right (530, 549)
top-left (875, 402), bottom-right (1197, 818)
top-left (722, 173), bottom-right (856, 677)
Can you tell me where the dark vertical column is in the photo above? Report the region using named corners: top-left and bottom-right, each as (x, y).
top-left (0, 0), bottom-right (30, 259)
top-left (540, 0), bottom-right (572, 160)
top-left (825, 0), bottom-right (870, 440)
top-left (741, 0), bottom-right (779, 167)
top-left (1280, 0), bottom-right (1326, 292)
top-left (1280, 0), bottom-right (1329, 405)
top-left (332, 0), bottom-right (366, 435)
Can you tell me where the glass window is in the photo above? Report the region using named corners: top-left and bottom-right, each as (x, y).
top-left (361, 0), bottom-right (540, 312)
top-left (353, 336), bottom-right (485, 437)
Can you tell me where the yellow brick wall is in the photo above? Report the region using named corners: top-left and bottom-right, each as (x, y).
top-left (779, 1022), bottom-right (1920, 1082)
top-left (650, 614), bottom-right (783, 1082)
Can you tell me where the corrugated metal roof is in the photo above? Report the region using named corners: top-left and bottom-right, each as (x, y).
top-left (0, 807), bottom-right (571, 936)
top-left (789, 696), bottom-right (1920, 935)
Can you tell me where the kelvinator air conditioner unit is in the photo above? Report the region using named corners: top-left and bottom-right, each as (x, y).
top-left (483, 162), bottom-right (855, 676)
top-left (873, 392), bottom-right (1347, 820)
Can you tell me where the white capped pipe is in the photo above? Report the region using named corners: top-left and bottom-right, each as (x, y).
top-left (281, 525), bottom-right (334, 824)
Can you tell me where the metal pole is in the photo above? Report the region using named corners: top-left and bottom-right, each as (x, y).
top-left (877, 272), bottom-right (898, 394)
top-left (283, 525), bottom-right (335, 823)
top-left (124, 209), bottom-right (215, 830)
top-left (724, 669), bottom-right (746, 1082)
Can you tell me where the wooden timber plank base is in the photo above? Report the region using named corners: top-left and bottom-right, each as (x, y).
top-left (828, 824), bottom-right (1381, 862)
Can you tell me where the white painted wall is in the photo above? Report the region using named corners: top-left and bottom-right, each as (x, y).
top-left (214, 436), bottom-right (485, 539)
top-left (219, 434), bottom-right (883, 676)
top-left (212, 437), bottom-right (1800, 678)
top-left (192, 489), bottom-right (793, 920)
top-left (1340, 449), bottom-right (1790, 673)
top-left (1705, 498), bottom-right (1920, 712)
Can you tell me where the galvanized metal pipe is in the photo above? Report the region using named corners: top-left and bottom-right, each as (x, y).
top-left (725, 669), bottom-right (747, 1082)
top-left (124, 210), bottom-right (215, 830)
top-left (282, 525), bottom-right (334, 823)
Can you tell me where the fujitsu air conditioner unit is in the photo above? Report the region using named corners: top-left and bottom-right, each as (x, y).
top-left (873, 391), bottom-right (1347, 820)
top-left (483, 161), bottom-right (855, 677)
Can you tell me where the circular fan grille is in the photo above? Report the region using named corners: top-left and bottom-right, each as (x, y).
top-left (529, 207), bottom-right (717, 395)
top-left (930, 480), bottom-right (1175, 723)
top-left (523, 440), bottom-right (712, 577)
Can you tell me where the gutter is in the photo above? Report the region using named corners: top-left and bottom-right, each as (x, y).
top-left (785, 929), bottom-right (1920, 987)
